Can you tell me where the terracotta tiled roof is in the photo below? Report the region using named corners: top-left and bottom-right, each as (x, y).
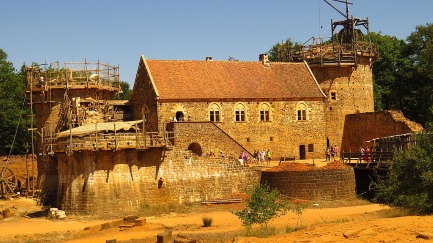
top-left (143, 57), bottom-right (324, 100)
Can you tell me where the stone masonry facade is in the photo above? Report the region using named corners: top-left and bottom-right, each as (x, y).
top-left (261, 167), bottom-right (356, 201)
top-left (158, 100), bottom-right (327, 159)
top-left (57, 148), bottom-right (259, 215)
top-left (310, 57), bottom-right (375, 150)
top-left (341, 110), bottom-right (424, 152)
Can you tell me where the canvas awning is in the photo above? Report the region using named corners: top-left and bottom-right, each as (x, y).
top-left (56, 120), bottom-right (143, 138)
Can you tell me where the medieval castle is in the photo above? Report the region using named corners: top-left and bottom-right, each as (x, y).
top-left (25, 6), bottom-right (422, 214)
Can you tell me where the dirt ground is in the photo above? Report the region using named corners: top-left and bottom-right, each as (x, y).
top-left (2, 197), bottom-right (433, 243)
top-left (2, 156), bottom-right (433, 242)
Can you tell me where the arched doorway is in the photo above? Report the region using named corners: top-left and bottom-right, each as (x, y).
top-left (188, 142), bottom-right (202, 156)
top-left (175, 111), bottom-right (184, 121)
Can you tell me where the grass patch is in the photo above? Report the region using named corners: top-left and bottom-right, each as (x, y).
top-left (314, 217), bottom-right (352, 225)
top-left (202, 216), bottom-right (213, 227)
top-left (369, 207), bottom-right (414, 219)
top-left (244, 225), bottom-right (304, 238)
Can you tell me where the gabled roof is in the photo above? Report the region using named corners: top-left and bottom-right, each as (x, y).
top-left (141, 56), bottom-right (325, 101)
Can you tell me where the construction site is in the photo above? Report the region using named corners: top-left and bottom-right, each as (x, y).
top-left (0, 0), bottom-right (424, 216)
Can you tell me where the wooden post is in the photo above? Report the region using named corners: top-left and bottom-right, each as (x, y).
top-left (142, 107), bottom-right (146, 148)
top-left (114, 122), bottom-right (117, 150)
top-left (95, 123), bottom-right (98, 151)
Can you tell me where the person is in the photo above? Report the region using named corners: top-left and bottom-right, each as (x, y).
top-left (173, 116), bottom-right (177, 122)
top-left (325, 147), bottom-right (331, 162)
top-left (333, 145), bottom-right (338, 161)
top-left (266, 149), bottom-right (272, 165)
top-left (187, 116), bottom-right (192, 121)
top-left (219, 151), bottom-right (225, 158)
top-left (38, 76), bottom-right (45, 87)
top-left (260, 150), bottom-right (266, 164)
top-left (359, 146), bottom-right (365, 155)
top-left (363, 147), bottom-right (371, 162)
top-left (253, 150), bottom-right (259, 164)
top-left (158, 177), bottom-right (164, 189)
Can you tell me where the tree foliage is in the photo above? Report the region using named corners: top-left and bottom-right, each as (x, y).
top-left (267, 38), bottom-right (300, 62)
top-left (0, 49), bottom-right (29, 155)
top-left (232, 183), bottom-right (302, 228)
top-left (114, 81), bottom-right (132, 100)
top-left (374, 124), bottom-right (433, 214)
top-left (370, 32), bottom-right (408, 111)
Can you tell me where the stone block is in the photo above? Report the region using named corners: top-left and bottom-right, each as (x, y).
top-left (157, 229), bottom-right (172, 243)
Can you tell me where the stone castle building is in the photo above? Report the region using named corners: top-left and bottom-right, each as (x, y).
top-left (131, 55), bottom-right (328, 160)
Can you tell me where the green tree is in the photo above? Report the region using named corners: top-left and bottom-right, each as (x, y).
top-left (232, 183), bottom-right (301, 229)
top-left (401, 23), bottom-right (433, 125)
top-left (374, 125), bottom-right (433, 214)
top-left (267, 38), bottom-right (300, 62)
top-left (369, 32), bottom-right (409, 111)
top-left (114, 81), bottom-right (131, 100)
top-left (0, 49), bottom-right (29, 155)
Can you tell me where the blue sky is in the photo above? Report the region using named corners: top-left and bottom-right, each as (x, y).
top-left (1, 0), bottom-right (432, 85)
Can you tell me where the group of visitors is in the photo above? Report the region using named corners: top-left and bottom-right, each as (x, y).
top-left (325, 145), bottom-right (339, 162)
top-left (250, 149), bottom-right (272, 165)
top-left (359, 146), bottom-right (371, 162)
top-left (206, 148), bottom-right (273, 166)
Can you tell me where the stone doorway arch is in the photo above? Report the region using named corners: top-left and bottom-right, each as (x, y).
top-left (188, 142), bottom-right (203, 156)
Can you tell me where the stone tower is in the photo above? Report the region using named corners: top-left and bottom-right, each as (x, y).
top-left (276, 0), bottom-right (378, 151)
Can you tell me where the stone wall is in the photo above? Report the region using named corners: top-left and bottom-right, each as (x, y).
top-left (156, 100), bottom-right (327, 160)
top-left (310, 57), bottom-right (374, 151)
top-left (341, 110), bottom-right (424, 152)
top-left (169, 122), bottom-right (254, 158)
top-left (261, 168), bottom-right (356, 200)
top-left (130, 57), bottom-right (159, 131)
top-left (57, 148), bottom-right (259, 215)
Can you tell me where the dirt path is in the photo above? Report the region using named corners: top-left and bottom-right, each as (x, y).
top-left (5, 197), bottom-right (421, 243)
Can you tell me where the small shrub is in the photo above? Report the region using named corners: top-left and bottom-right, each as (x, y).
top-left (202, 216), bottom-right (213, 227)
top-left (231, 183), bottom-right (303, 229)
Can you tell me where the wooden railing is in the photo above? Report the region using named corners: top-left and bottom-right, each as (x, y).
top-left (41, 131), bottom-right (173, 155)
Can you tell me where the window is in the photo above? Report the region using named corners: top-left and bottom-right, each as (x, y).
top-left (296, 102), bottom-right (308, 121)
top-left (234, 103), bottom-right (246, 122)
top-left (308, 144), bottom-right (314, 152)
top-left (259, 103), bottom-right (270, 121)
top-left (330, 92), bottom-right (337, 100)
top-left (209, 103), bottom-right (221, 122)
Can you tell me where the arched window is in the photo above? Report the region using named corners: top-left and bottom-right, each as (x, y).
top-left (209, 103), bottom-right (221, 122)
top-left (296, 102), bottom-right (308, 121)
top-left (259, 103), bottom-right (270, 121)
top-left (234, 103), bottom-right (246, 122)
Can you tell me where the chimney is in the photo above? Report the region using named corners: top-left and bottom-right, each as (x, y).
top-left (205, 56), bottom-right (213, 61)
top-left (259, 53), bottom-right (270, 67)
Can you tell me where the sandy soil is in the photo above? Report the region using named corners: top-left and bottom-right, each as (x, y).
top-left (2, 197), bottom-right (433, 243)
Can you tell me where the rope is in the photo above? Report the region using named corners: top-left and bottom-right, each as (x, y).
top-left (4, 90), bottom-right (28, 163)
